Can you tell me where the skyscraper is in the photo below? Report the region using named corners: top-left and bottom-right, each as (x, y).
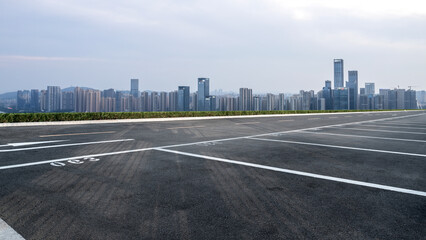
top-left (322, 80), bottom-right (333, 110)
top-left (266, 93), bottom-right (275, 110)
top-left (177, 86), bottom-right (190, 111)
top-left (347, 70), bottom-right (358, 109)
top-left (365, 83), bottom-right (375, 96)
top-left (30, 89), bottom-right (40, 112)
top-left (130, 79), bottom-right (139, 98)
top-left (334, 59), bottom-right (344, 89)
top-left (239, 88), bottom-right (253, 111)
top-left (47, 86), bottom-right (61, 112)
top-left (168, 91), bottom-right (178, 111)
top-left (332, 88), bottom-right (349, 110)
top-left (197, 78), bottom-right (209, 111)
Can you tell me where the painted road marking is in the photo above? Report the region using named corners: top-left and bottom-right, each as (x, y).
top-left (0, 140), bottom-right (67, 147)
top-left (358, 124), bottom-right (426, 130)
top-left (0, 218), bottom-right (24, 240)
top-left (329, 127), bottom-right (426, 135)
top-left (235, 122), bottom-right (260, 125)
top-left (0, 147), bottom-right (156, 170)
top-left (167, 125), bottom-right (205, 130)
top-left (0, 113), bottom-right (424, 170)
top-left (385, 121), bottom-right (426, 125)
top-left (248, 137), bottom-right (426, 157)
top-left (154, 148), bottom-right (426, 197)
top-left (364, 122), bottom-right (426, 128)
top-left (299, 131), bottom-right (426, 143)
top-left (40, 131), bottom-right (115, 137)
top-left (308, 118), bottom-right (320, 120)
top-left (0, 139), bottom-right (134, 153)
top-left (278, 119), bottom-right (294, 122)
top-left (329, 117), bottom-right (338, 119)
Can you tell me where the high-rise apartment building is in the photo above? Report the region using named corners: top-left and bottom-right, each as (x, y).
top-left (334, 59), bottom-right (344, 88)
top-left (278, 93), bottom-right (285, 110)
top-left (347, 71), bottom-right (358, 109)
top-left (151, 92), bottom-right (159, 112)
top-left (61, 91), bottom-right (74, 111)
top-left (141, 91), bottom-right (149, 111)
top-left (239, 88), bottom-right (253, 111)
top-left (197, 78), bottom-right (209, 111)
top-left (266, 93), bottom-right (275, 110)
top-left (177, 86), bottom-right (190, 111)
top-left (47, 86), bottom-right (61, 112)
top-left (130, 79), bottom-right (139, 98)
top-left (30, 89), bottom-right (40, 112)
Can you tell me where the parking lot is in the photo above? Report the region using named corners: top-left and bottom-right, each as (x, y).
top-left (0, 111), bottom-right (425, 239)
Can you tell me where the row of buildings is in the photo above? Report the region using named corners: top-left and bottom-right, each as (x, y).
top-left (15, 59), bottom-right (422, 113)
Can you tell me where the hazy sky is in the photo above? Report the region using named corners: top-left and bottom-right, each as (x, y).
top-left (1, 0), bottom-right (425, 94)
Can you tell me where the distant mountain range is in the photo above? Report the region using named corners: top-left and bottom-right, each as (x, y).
top-left (0, 91), bottom-right (16, 99)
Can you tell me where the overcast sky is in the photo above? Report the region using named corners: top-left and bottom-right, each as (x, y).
top-left (1, 0), bottom-right (425, 94)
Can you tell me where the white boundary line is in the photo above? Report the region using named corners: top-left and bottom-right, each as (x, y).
top-left (248, 137), bottom-right (426, 157)
top-left (0, 140), bottom-right (67, 147)
top-left (0, 110), bottom-right (423, 127)
top-left (358, 124), bottom-right (426, 130)
top-left (0, 139), bottom-right (134, 153)
top-left (0, 218), bottom-right (24, 240)
top-left (365, 122), bottom-right (426, 127)
top-left (298, 131), bottom-right (426, 143)
top-left (0, 112), bottom-right (424, 170)
top-left (329, 127), bottom-right (426, 135)
top-left (154, 148), bottom-right (426, 197)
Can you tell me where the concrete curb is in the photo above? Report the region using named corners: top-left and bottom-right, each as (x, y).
top-left (0, 110), bottom-right (417, 127)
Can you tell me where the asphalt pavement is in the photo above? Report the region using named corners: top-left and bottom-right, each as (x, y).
top-left (0, 111), bottom-right (425, 239)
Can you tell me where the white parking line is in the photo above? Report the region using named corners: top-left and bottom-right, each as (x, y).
top-left (358, 124), bottom-right (426, 130)
top-left (278, 119), bottom-right (295, 122)
top-left (248, 137), bottom-right (426, 157)
top-left (364, 122), bottom-right (426, 127)
top-left (0, 113), bottom-right (424, 170)
top-left (40, 131), bottom-right (115, 137)
top-left (154, 148), bottom-right (426, 197)
top-left (308, 118), bottom-right (320, 120)
top-left (0, 140), bottom-right (67, 148)
top-left (167, 125), bottom-right (204, 130)
top-left (329, 127), bottom-right (426, 135)
top-left (0, 139), bottom-right (134, 153)
top-left (0, 218), bottom-right (24, 240)
top-left (235, 122), bottom-right (260, 125)
top-left (299, 131), bottom-right (426, 143)
top-left (385, 121), bottom-right (426, 125)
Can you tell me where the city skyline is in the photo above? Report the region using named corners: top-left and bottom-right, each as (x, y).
top-left (1, 1), bottom-right (426, 93)
top-left (10, 58), bottom-right (424, 114)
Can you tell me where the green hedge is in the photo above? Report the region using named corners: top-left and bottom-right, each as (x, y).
top-left (0, 109), bottom-right (415, 123)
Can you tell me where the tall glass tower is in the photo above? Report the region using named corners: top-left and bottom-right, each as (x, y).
top-left (197, 78), bottom-right (209, 111)
top-left (177, 86), bottom-right (190, 111)
top-left (334, 59), bottom-right (344, 89)
top-left (347, 70), bottom-right (358, 109)
top-left (130, 79), bottom-right (139, 98)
